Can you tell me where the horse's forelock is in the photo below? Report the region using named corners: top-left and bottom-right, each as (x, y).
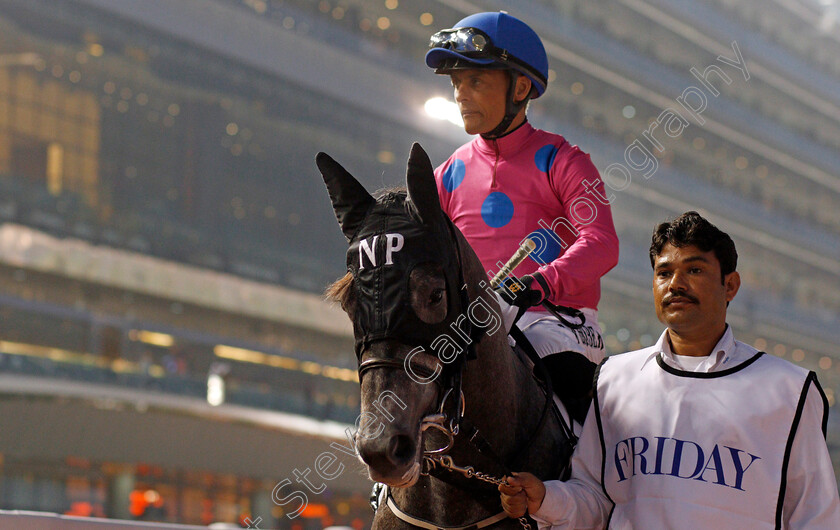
top-left (373, 186), bottom-right (406, 202)
top-left (325, 272), bottom-right (355, 315)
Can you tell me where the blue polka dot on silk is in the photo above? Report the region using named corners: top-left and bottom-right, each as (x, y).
top-left (481, 192), bottom-right (514, 228)
top-left (442, 159), bottom-right (466, 192)
top-left (535, 144), bottom-right (559, 173)
top-left (525, 229), bottom-right (564, 264)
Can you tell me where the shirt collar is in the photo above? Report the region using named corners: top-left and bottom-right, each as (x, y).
top-left (474, 121), bottom-right (535, 155)
top-left (643, 325), bottom-right (749, 373)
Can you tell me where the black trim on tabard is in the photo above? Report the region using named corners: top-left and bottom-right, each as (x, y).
top-left (812, 372), bottom-right (830, 438)
top-left (592, 357), bottom-right (616, 526)
top-left (655, 351), bottom-right (764, 378)
top-left (774, 372), bottom-right (814, 529)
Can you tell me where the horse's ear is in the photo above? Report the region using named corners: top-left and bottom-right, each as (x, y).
top-left (405, 143), bottom-right (444, 226)
top-left (316, 152), bottom-right (375, 241)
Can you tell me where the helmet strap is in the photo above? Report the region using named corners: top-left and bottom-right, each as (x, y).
top-left (481, 71), bottom-right (529, 139)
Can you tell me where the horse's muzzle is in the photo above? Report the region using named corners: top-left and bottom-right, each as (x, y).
top-left (358, 431), bottom-right (421, 486)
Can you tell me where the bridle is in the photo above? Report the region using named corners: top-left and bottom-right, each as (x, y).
top-left (359, 342), bottom-right (562, 530)
top-left (357, 354), bottom-right (464, 458)
top-left (359, 352), bottom-right (534, 530)
top-left (356, 290), bottom-right (562, 528)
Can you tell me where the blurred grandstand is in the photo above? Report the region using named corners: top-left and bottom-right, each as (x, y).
top-left (0, 0), bottom-right (838, 527)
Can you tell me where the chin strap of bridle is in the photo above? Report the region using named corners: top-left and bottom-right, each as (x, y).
top-left (380, 483), bottom-right (510, 530)
top-left (481, 71), bottom-right (530, 139)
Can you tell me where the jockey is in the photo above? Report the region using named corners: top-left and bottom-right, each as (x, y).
top-left (425, 11), bottom-right (619, 424)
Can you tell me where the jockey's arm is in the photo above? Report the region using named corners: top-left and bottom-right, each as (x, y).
top-left (539, 153), bottom-right (618, 306)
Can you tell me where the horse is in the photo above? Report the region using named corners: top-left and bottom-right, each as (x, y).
top-left (317, 143), bottom-right (574, 529)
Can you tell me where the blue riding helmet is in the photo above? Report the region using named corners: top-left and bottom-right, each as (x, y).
top-left (425, 11), bottom-right (549, 98)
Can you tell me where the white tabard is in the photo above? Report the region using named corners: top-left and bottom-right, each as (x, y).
top-left (595, 348), bottom-right (819, 528)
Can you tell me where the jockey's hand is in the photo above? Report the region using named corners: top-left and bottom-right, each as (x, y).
top-left (495, 272), bottom-right (549, 309)
top-left (499, 472), bottom-right (546, 518)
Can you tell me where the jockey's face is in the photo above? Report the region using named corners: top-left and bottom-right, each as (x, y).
top-left (450, 69), bottom-right (526, 135)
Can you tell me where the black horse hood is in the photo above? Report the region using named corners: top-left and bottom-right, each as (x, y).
top-left (346, 192), bottom-right (462, 353)
top-left (317, 144), bottom-right (465, 358)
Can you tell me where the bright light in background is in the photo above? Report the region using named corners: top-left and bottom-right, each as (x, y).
top-left (207, 374), bottom-right (225, 406)
top-left (0, 52), bottom-right (43, 67)
top-left (424, 97), bottom-right (463, 127)
top-left (128, 329), bottom-right (175, 348)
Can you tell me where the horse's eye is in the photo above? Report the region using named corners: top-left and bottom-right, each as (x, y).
top-left (430, 288), bottom-right (444, 305)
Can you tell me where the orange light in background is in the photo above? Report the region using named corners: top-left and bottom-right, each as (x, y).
top-left (129, 488), bottom-right (164, 517)
top-left (238, 512), bottom-right (254, 527)
top-left (129, 490), bottom-right (147, 517)
top-left (300, 503), bottom-right (329, 518)
top-left (201, 498), bottom-right (214, 525)
top-left (65, 501), bottom-right (93, 517)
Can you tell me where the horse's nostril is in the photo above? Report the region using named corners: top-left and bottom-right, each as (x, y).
top-left (388, 434), bottom-right (416, 465)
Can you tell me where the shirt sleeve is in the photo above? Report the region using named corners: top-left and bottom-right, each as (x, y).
top-left (538, 148), bottom-right (619, 305)
top-left (531, 403), bottom-right (613, 529)
top-left (434, 159), bottom-right (454, 219)
top-left (783, 377), bottom-right (840, 529)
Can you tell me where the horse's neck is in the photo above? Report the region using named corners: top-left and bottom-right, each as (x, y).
top-left (456, 328), bottom-right (539, 461)
top-left (448, 236), bottom-right (552, 469)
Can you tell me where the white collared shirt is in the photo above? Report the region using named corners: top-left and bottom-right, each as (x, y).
top-left (650, 325), bottom-right (756, 373)
top-left (532, 326), bottom-right (840, 529)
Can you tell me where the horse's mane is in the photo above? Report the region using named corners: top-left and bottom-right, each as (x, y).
top-left (324, 186), bottom-right (407, 314)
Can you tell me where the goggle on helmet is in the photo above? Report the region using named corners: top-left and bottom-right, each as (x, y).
top-left (425, 12), bottom-right (549, 98)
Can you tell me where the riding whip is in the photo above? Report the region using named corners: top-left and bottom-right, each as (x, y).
top-left (490, 238), bottom-right (536, 288)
